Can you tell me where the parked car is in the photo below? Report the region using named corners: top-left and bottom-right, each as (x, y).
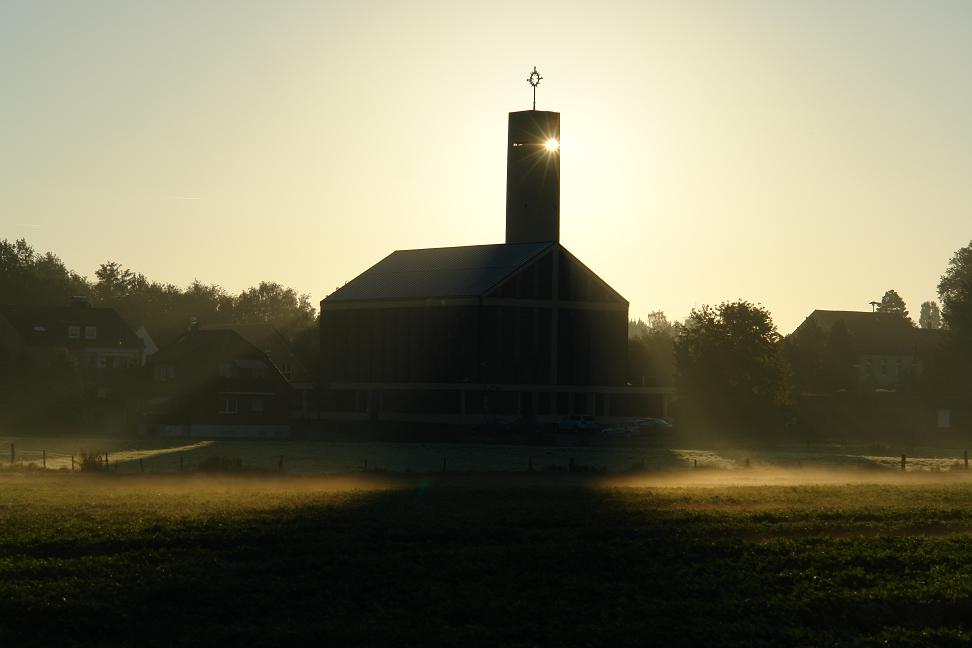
top-left (602, 418), bottom-right (673, 438)
top-left (634, 417), bottom-right (673, 432)
top-left (558, 415), bottom-right (599, 432)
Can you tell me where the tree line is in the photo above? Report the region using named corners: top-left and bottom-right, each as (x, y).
top-left (0, 238), bottom-right (318, 356)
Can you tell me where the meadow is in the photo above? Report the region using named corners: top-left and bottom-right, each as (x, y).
top-left (3, 470), bottom-right (972, 646)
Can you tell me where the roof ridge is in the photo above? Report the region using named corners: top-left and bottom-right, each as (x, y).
top-left (389, 241), bottom-right (550, 254)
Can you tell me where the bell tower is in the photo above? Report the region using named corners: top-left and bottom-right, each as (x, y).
top-left (506, 68), bottom-right (560, 244)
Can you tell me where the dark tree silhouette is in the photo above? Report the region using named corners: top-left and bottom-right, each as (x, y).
top-left (938, 241), bottom-right (972, 342)
top-left (628, 311), bottom-right (676, 387)
top-left (919, 300), bottom-right (943, 330)
top-left (0, 239), bottom-right (91, 305)
top-left (94, 261), bottom-right (135, 301)
top-left (674, 300), bottom-right (790, 440)
top-left (876, 289), bottom-right (909, 320)
top-left (0, 238), bottom-right (319, 365)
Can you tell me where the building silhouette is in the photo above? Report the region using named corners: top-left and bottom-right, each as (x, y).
top-left (319, 105), bottom-right (666, 428)
top-left (792, 310), bottom-right (945, 389)
top-left (0, 298), bottom-right (143, 433)
top-left (142, 323), bottom-right (294, 438)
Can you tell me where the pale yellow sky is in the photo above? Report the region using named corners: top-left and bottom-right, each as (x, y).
top-left (2, 1), bottom-right (970, 331)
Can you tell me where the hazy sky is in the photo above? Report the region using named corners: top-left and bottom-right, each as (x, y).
top-left (2, 0), bottom-right (970, 331)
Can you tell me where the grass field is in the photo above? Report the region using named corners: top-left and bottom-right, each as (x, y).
top-left (3, 471), bottom-right (972, 646)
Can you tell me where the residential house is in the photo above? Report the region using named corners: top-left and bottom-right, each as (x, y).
top-left (0, 298), bottom-right (143, 431)
top-left (792, 310), bottom-right (945, 389)
top-left (142, 324), bottom-right (293, 438)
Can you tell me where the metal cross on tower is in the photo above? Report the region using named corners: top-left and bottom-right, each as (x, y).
top-left (527, 66), bottom-right (542, 110)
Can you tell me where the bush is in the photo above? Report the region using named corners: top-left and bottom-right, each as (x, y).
top-left (77, 450), bottom-right (106, 472)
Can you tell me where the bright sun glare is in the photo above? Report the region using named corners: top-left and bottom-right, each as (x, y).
top-left (544, 138), bottom-right (559, 151)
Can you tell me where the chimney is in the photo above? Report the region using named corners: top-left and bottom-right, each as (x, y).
top-left (189, 317), bottom-right (199, 334)
top-left (506, 110), bottom-right (560, 244)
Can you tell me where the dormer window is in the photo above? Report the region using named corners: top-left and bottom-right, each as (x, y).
top-left (84, 326), bottom-right (97, 340)
top-left (68, 325), bottom-right (81, 339)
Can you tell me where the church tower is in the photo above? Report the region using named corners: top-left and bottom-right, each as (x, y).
top-left (506, 69), bottom-right (560, 244)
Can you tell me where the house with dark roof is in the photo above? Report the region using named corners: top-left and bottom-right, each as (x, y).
top-left (142, 324), bottom-right (293, 437)
top-left (792, 310), bottom-right (945, 389)
top-left (319, 107), bottom-right (668, 428)
top-left (0, 298), bottom-right (144, 431)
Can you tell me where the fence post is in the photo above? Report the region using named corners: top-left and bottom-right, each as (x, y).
top-left (42, 450), bottom-right (46, 470)
top-left (71, 455), bottom-right (75, 471)
top-left (901, 454), bottom-right (907, 472)
top-left (964, 450), bottom-right (968, 471)
top-left (693, 459), bottom-right (698, 469)
top-left (9, 443), bottom-right (13, 466)
top-left (139, 458), bottom-right (144, 473)
top-left (278, 456), bottom-right (284, 473)
top-left (105, 452), bottom-right (109, 467)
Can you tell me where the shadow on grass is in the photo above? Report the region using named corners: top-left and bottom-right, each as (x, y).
top-left (2, 483), bottom-right (972, 647)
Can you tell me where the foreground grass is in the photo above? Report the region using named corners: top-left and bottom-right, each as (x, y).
top-left (2, 473), bottom-right (972, 646)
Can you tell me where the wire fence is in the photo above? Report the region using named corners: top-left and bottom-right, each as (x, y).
top-left (1, 441), bottom-right (971, 476)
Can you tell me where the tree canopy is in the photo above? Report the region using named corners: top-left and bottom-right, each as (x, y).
top-left (938, 241), bottom-right (972, 344)
top-left (0, 239), bottom-right (90, 306)
top-left (628, 312), bottom-right (676, 387)
top-left (0, 238), bottom-right (317, 349)
top-left (674, 300), bottom-right (790, 440)
top-left (919, 301), bottom-right (943, 330)
top-left (876, 289), bottom-right (909, 320)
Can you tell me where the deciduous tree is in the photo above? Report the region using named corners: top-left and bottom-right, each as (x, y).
top-left (674, 300), bottom-right (790, 440)
top-left (628, 311), bottom-right (676, 387)
top-left (938, 241), bottom-right (972, 344)
top-left (919, 300), bottom-right (943, 330)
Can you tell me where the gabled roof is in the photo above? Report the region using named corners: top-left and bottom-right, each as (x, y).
top-left (795, 310), bottom-right (945, 355)
top-left (150, 329), bottom-right (265, 365)
top-left (0, 304), bottom-right (141, 349)
top-left (213, 324), bottom-right (310, 381)
top-left (324, 241), bottom-right (554, 303)
top-left (148, 329), bottom-right (293, 393)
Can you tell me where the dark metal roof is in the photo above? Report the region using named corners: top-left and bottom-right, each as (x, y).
top-left (0, 304), bottom-right (141, 349)
top-left (324, 242), bottom-right (554, 303)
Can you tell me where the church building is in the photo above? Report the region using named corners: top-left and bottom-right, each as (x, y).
top-left (319, 95), bottom-right (666, 428)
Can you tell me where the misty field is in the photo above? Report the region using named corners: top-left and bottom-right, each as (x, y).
top-left (3, 436), bottom-right (972, 475)
top-left (3, 473), bottom-right (972, 646)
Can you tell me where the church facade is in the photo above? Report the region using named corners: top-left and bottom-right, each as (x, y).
top-left (319, 107), bottom-right (666, 427)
